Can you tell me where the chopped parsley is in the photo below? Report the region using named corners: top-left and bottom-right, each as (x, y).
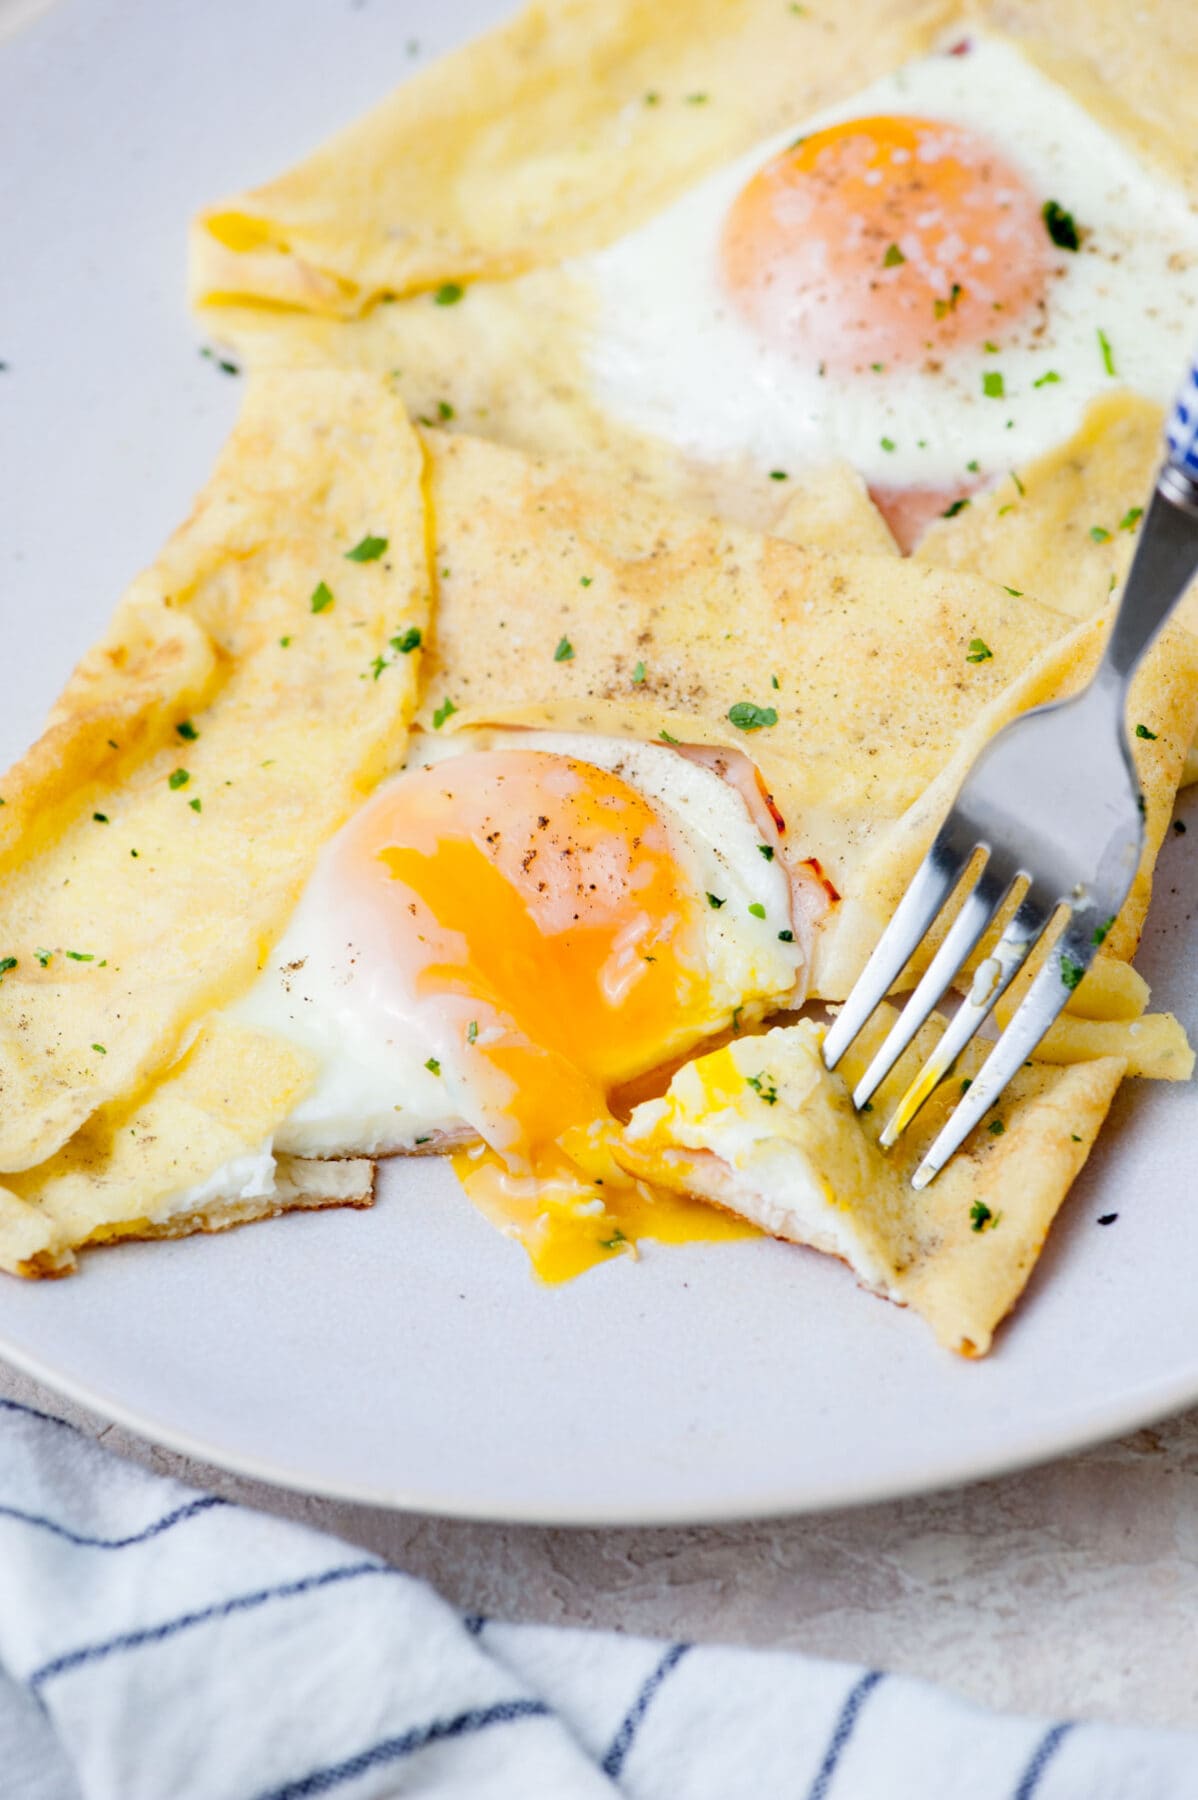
top-left (880, 437), bottom-right (896, 453)
top-left (644, 90), bottom-right (660, 105)
top-left (987, 1118), bottom-right (1006, 1136)
top-left (189, 797), bottom-right (202, 813)
top-left (746, 1072), bottom-right (779, 1105)
top-left (176, 720), bottom-right (199, 741)
top-left (433, 282), bottom-right (463, 306)
top-left (748, 902), bottom-right (766, 919)
top-left (600, 1229), bottom-right (627, 1251)
top-left (437, 399), bottom-right (454, 421)
top-left (1009, 470), bottom-right (1025, 496)
top-left (1092, 916), bottom-right (1115, 946)
top-left (778, 928), bottom-right (794, 942)
top-left (0, 956), bottom-right (16, 981)
top-left (1041, 199), bottom-right (1081, 251)
top-left (392, 627), bottom-right (422, 654)
top-left (728, 701), bottom-right (778, 731)
top-left (580, 575), bottom-right (593, 587)
top-left (758, 843), bottom-right (774, 860)
top-left (168, 768), bottom-right (190, 790)
top-left (942, 497), bottom-right (970, 518)
top-left (554, 636), bottom-right (574, 662)
top-left (91, 1043), bottom-right (106, 1055)
top-left (1060, 955), bottom-right (1085, 991)
top-left (345, 535), bottom-right (388, 563)
top-left (35, 948), bottom-right (52, 967)
top-left (1003, 585), bottom-right (1024, 597)
top-left (1119, 507), bottom-right (1144, 532)
top-left (933, 283), bottom-right (962, 320)
top-left (279, 635), bottom-right (292, 648)
top-left (65, 950), bottom-right (94, 962)
top-left (882, 242), bottom-right (906, 267)
top-left (769, 469), bottom-right (789, 481)
top-left (369, 655), bottom-right (387, 680)
top-left (1033, 369), bottom-right (1062, 388)
top-left (467, 1020), bottom-right (478, 1044)
top-left (966, 637), bottom-right (993, 663)
top-left (1098, 328), bottom-right (1116, 376)
top-left (771, 674), bottom-right (780, 690)
top-left (93, 812), bottom-right (108, 824)
top-left (432, 697), bottom-right (457, 730)
top-left (685, 92), bottom-right (709, 104)
top-left (706, 892), bottom-right (726, 909)
top-left (970, 1199), bottom-right (998, 1232)
top-left (731, 1005), bottom-right (743, 1034)
top-left (960, 1077), bottom-right (972, 1094)
top-left (1135, 723), bottom-right (1157, 740)
top-left (1089, 525), bottom-right (1111, 543)
top-left (659, 728), bottom-right (680, 745)
top-left (982, 370), bottom-right (1005, 400)
top-left (310, 581), bottom-right (334, 612)
top-left (632, 660), bottom-right (646, 685)
top-left (425, 1057), bottom-right (441, 1075)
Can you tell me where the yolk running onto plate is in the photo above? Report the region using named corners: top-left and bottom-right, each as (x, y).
top-left (339, 750), bottom-right (754, 1277)
top-left (721, 114), bottom-right (1048, 371)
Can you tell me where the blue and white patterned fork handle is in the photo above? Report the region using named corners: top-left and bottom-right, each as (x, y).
top-left (1166, 357), bottom-right (1198, 482)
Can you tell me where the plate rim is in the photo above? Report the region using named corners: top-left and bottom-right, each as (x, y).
top-left (3, 1326), bottom-right (1194, 1526)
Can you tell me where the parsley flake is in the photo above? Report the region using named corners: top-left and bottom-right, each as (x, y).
top-left (1135, 722), bottom-right (1157, 740)
top-left (942, 497), bottom-right (970, 518)
top-left (1060, 955), bottom-right (1085, 991)
top-left (982, 370), bottom-right (1005, 399)
top-left (467, 1020), bottom-right (478, 1044)
top-left (933, 283), bottom-right (963, 320)
top-left (632, 660), bottom-right (646, 685)
top-left (168, 768), bottom-right (190, 790)
top-left (1089, 525), bottom-right (1111, 543)
top-left (433, 282), bottom-right (463, 306)
top-left (189, 797), bottom-right (202, 812)
top-left (0, 956), bottom-right (16, 981)
top-left (1033, 369), bottom-right (1061, 388)
top-left (778, 928), bottom-right (794, 942)
top-left (425, 1057), bottom-right (441, 1075)
top-left (966, 637), bottom-right (993, 663)
top-left (437, 399), bottom-right (454, 420)
top-left (988, 1119), bottom-right (1006, 1136)
top-left (432, 697), bottom-right (457, 730)
top-left (1042, 199), bottom-right (1080, 251)
top-left (279, 635), bottom-right (292, 648)
top-left (659, 728), bottom-right (680, 744)
top-left (310, 581), bottom-right (335, 613)
top-left (1003, 586), bottom-right (1024, 597)
top-left (92, 1043), bottom-right (106, 1054)
top-left (748, 902), bottom-right (766, 919)
top-left (746, 1072), bottom-right (779, 1105)
top-left (65, 951), bottom-right (94, 962)
top-left (758, 843), bottom-right (774, 860)
top-left (93, 812), bottom-right (108, 824)
top-left (769, 469), bottom-right (789, 481)
top-left (880, 437), bottom-right (896, 453)
top-left (1119, 507), bottom-right (1143, 532)
top-left (345, 535), bottom-right (388, 563)
top-left (883, 242), bottom-right (905, 267)
top-left (728, 701), bottom-right (778, 731)
top-left (554, 636), bottom-right (574, 662)
top-left (1092, 916), bottom-right (1116, 946)
top-left (706, 893), bottom-right (726, 909)
top-left (580, 575), bottom-right (593, 587)
top-left (1098, 328), bottom-right (1116, 376)
top-left (970, 1199), bottom-right (997, 1231)
top-left (34, 948), bottom-right (51, 967)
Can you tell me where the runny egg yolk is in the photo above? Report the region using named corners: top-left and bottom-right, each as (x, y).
top-left (338, 750), bottom-right (758, 1275)
top-left (721, 115), bottom-right (1048, 372)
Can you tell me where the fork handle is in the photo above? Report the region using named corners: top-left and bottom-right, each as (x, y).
top-left (1098, 458), bottom-right (1198, 691)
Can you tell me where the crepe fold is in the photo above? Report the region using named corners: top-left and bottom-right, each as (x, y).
top-left (0, 370), bottom-right (427, 1272)
top-left (416, 428), bottom-right (1198, 998)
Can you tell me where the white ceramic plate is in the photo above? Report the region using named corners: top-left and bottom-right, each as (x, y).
top-left (2, 0), bottom-right (1197, 1525)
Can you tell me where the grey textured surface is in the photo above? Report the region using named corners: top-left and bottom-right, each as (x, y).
top-left (4, 1358), bottom-right (1198, 1731)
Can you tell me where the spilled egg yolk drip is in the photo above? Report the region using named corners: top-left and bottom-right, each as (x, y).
top-left (722, 114), bottom-right (1048, 372)
top-left (341, 750), bottom-right (758, 1276)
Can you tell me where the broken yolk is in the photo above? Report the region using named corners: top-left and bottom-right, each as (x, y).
top-left (722, 114), bottom-right (1048, 372)
top-left (340, 750), bottom-right (760, 1278)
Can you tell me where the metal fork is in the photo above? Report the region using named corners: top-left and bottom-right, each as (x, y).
top-left (823, 368), bottom-right (1198, 1188)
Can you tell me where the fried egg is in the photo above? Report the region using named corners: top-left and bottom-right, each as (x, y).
top-left (231, 733), bottom-right (805, 1206)
top-left (574, 36), bottom-right (1198, 524)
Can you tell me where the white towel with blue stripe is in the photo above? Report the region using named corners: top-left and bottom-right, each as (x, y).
top-left (1, 1398), bottom-right (1196, 1800)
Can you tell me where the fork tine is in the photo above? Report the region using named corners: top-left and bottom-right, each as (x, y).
top-left (877, 883), bottom-right (1057, 1149)
top-left (823, 825), bottom-right (974, 1070)
top-left (852, 855), bottom-right (1018, 1110)
top-left (909, 912), bottom-right (1105, 1190)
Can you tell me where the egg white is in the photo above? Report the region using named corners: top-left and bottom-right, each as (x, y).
top-left (227, 731), bottom-right (802, 1159)
top-left (572, 35), bottom-right (1198, 490)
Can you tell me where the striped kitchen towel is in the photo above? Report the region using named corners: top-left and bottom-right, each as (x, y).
top-left (0, 1399), bottom-right (1195, 1800)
